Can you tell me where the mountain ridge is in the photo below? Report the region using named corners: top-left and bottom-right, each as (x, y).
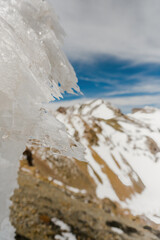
top-left (54, 99), bottom-right (160, 224)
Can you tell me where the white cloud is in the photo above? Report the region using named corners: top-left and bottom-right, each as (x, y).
top-left (106, 76), bottom-right (160, 96)
top-left (49, 94), bottom-right (160, 114)
top-left (108, 95), bottom-right (160, 113)
top-left (51, 0), bottom-right (160, 63)
top-left (109, 95), bottom-right (160, 107)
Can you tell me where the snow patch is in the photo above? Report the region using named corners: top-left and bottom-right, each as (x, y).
top-left (52, 218), bottom-right (77, 240)
top-left (111, 227), bottom-right (124, 234)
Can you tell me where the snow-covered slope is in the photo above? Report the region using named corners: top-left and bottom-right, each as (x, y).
top-left (55, 99), bottom-right (160, 224)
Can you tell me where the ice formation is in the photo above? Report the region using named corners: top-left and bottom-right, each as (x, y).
top-left (0, 0), bottom-right (82, 239)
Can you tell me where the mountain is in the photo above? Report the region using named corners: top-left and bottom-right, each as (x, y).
top-left (55, 99), bottom-right (160, 223)
top-left (10, 99), bottom-right (160, 240)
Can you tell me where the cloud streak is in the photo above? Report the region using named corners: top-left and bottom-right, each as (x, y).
top-left (107, 94), bottom-right (160, 113)
top-left (51, 0), bottom-right (160, 64)
top-left (105, 76), bottom-right (160, 97)
top-left (52, 94), bottom-right (160, 114)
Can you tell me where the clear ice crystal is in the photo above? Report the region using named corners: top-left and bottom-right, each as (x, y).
top-left (0, 0), bottom-right (82, 238)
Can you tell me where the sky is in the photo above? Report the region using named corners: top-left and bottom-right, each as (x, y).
top-left (51, 0), bottom-right (160, 113)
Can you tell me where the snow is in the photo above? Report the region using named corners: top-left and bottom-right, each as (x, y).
top-left (21, 167), bottom-right (32, 174)
top-left (115, 111), bottom-right (160, 222)
top-left (85, 147), bottom-right (119, 201)
top-left (55, 233), bottom-right (77, 240)
top-left (111, 227), bottom-right (124, 234)
top-left (53, 179), bottom-right (87, 194)
top-left (53, 179), bottom-right (64, 186)
top-left (51, 218), bottom-right (71, 231)
top-left (91, 103), bottom-right (115, 119)
top-left (66, 186), bottom-right (86, 194)
top-left (88, 99), bottom-right (103, 109)
top-left (121, 156), bottom-right (160, 223)
top-left (52, 218), bottom-right (77, 240)
top-left (56, 100), bottom-right (160, 224)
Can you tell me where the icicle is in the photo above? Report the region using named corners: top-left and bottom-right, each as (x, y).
top-left (0, 0), bottom-right (83, 238)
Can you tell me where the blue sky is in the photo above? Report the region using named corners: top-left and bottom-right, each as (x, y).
top-left (51, 0), bottom-right (160, 112)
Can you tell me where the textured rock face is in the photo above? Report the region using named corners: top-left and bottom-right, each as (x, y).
top-left (11, 165), bottom-right (160, 240)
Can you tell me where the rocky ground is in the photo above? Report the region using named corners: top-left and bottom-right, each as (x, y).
top-left (10, 157), bottom-right (160, 240)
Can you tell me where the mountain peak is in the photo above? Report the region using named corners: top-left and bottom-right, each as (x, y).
top-left (56, 99), bottom-right (122, 120)
top-left (55, 99), bottom-right (160, 224)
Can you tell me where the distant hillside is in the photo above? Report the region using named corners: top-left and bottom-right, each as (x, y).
top-left (55, 99), bottom-right (160, 223)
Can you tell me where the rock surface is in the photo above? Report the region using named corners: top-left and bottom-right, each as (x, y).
top-left (11, 158), bottom-right (160, 240)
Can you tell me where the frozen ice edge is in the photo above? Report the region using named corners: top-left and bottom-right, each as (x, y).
top-left (0, 0), bottom-right (82, 238)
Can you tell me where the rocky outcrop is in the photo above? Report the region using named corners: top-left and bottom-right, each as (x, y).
top-left (132, 108), bottom-right (142, 114)
top-left (11, 163), bottom-right (160, 240)
top-left (146, 136), bottom-right (160, 157)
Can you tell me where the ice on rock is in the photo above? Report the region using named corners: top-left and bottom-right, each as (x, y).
top-left (0, 0), bottom-right (82, 238)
